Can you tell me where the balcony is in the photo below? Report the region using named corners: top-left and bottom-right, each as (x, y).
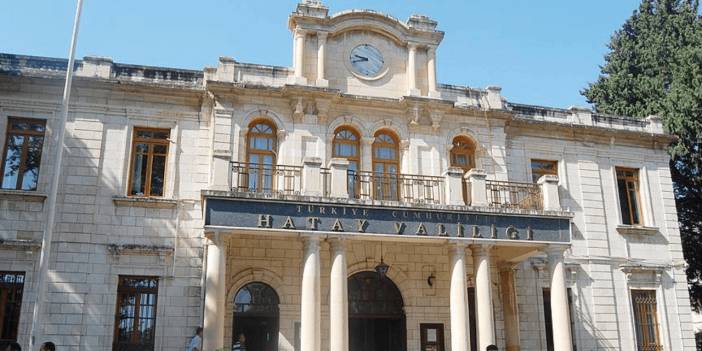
top-left (223, 159), bottom-right (563, 213)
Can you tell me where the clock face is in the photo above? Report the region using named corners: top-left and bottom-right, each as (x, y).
top-left (349, 44), bottom-right (384, 77)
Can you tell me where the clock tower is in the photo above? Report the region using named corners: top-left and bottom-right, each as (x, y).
top-left (288, 0), bottom-right (444, 99)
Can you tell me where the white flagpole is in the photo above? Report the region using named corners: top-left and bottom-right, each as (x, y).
top-left (28, 0), bottom-right (84, 349)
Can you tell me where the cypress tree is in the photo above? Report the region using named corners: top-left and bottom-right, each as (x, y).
top-left (582, 0), bottom-right (702, 311)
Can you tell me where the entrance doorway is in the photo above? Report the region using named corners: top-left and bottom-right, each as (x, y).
top-left (233, 282), bottom-right (279, 351)
top-left (348, 271), bottom-right (407, 351)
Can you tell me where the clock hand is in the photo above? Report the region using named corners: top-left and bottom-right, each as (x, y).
top-left (353, 55), bottom-right (369, 62)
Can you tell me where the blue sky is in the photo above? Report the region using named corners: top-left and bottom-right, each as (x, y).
top-left (0, 0), bottom-right (642, 108)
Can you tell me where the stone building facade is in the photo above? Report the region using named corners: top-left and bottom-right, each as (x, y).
top-left (0, 1), bottom-right (695, 350)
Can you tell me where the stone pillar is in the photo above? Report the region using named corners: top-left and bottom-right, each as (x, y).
top-left (538, 175), bottom-right (561, 211)
top-left (407, 43), bottom-right (420, 96)
top-left (303, 156), bottom-right (323, 196)
top-left (443, 167), bottom-right (466, 206)
top-left (301, 237), bottom-right (321, 351)
top-left (500, 265), bottom-right (521, 351)
top-left (427, 45), bottom-right (440, 98)
top-left (329, 158), bottom-right (349, 198)
top-left (203, 238), bottom-right (226, 351)
top-left (547, 247), bottom-right (573, 351)
top-left (329, 239), bottom-right (349, 351)
top-left (211, 155), bottom-right (231, 191)
top-left (465, 169), bottom-right (488, 207)
top-left (472, 245), bottom-right (495, 350)
top-left (316, 32), bottom-right (328, 87)
top-left (449, 244), bottom-right (471, 351)
top-left (293, 28), bottom-right (307, 84)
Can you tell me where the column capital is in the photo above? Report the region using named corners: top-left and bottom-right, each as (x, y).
top-left (470, 243), bottom-right (494, 257)
top-left (427, 45), bottom-right (437, 55)
top-left (543, 245), bottom-right (568, 258)
top-left (328, 237), bottom-right (347, 253)
top-left (303, 236), bottom-right (322, 251)
top-left (362, 136), bottom-right (375, 145)
top-left (317, 31), bottom-right (328, 41)
top-left (449, 242), bottom-right (468, 256)
top-left (295, 27), bottom-right (308, 38)
top-left (407, 42), bottom-right (419, 51)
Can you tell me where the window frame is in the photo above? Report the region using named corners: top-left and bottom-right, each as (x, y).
top-left (630, 288), bottom-right (663, 351)
top-left (332, 126), bottom-right (361, 198)
top-left (615, 167), bottom-right (643, 226)
top-left (371, 129), bottom-right (400, 201)
top-left (245, 119), bottom-right (278, 193)
top-left (112, 276), bottom-right (159, 351)
top-left (449, 136), bottom-right (476, 173)
top-left (0, 271), bottom-right (25, 342)
top-left (0, 117), bottom-right (47, 191)
top-left (530, 159), bottom-right (558, 183)
top-left (127, 127), bottom-right (171, 198)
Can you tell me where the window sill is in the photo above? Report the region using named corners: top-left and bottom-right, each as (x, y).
top-left (112, 196), bottom-right (178, 209)
top-left (616, 225), bottom-right (659, 236)
top-left (0, 189), bottom-right (48, 202)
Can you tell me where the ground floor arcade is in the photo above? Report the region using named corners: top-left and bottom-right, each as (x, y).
top-left (200, 232), bottom-right (573, 351)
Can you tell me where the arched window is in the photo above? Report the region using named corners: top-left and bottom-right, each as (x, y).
top-left (233, 282), bottom-right (280, 351)
top-left (372, 130), bottom-right (400, 201)
top-left (333, 126), bottom-right (361, 197)
top-left (450, 136), bottom-right (476, 172)
top-left (246, 120), bottom-right (277, 192)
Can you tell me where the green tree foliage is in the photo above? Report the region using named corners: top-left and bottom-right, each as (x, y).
top-left (582, 0), bottom-right (702, 311)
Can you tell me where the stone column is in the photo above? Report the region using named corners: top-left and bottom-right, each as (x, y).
top-left (465, 169), bottom-right (488, 207)
top-left (473, 245), bottom-right (496, 350)
top-left (407, 43), bottom-right (420, 96)
top-left (449, 244), bottom-right (471, 351)
top-left (329, 239), bottom-right (348, 351)
top-left (203, 237), bottom-right (226, 351)
top-left (547, 247), bottom-right (573, 351)
top-left (500, 264), bottom-right (521, 351)
top-left (316, 32), bottom-right (328, 87)
top-left (293, 28), bottom-right (307, 84)
top-left (427, 45), bottom-right (440, 98)
top-left (301, 237), bottom-right (321, 351)
top-left (538, 175), bottom-right (561, 211)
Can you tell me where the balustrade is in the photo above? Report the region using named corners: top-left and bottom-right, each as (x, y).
top-left (227, 161), bottom-right (557, 212)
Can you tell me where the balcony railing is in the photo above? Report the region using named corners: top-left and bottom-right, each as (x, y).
top-left (224, 161), bottom-right (560, 212)
top-left (486, 180), bottom-right (543, 211)
top-left (231, 161), bottom-right (302, 195)
top-left (348, 171), bottom-right (444, 204)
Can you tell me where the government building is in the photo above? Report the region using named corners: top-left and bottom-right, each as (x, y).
top-left (0, 1), bottom-right (696, 350)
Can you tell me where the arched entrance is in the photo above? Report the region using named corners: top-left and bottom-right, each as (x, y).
top-left (233, 282), bottom-right (279, 351)
top-left (348, 271), bottom-right (407, 351)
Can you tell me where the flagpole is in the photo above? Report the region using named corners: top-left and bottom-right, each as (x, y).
top-left (28, 0), bottom-right (84, 349)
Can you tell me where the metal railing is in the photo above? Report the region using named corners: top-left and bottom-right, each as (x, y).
top-left (231, 161), bottom-right (302, 195)
top-left (349, 171), bottom-right (444, 204)
top-left (486, 180), bottom-right (543, 210)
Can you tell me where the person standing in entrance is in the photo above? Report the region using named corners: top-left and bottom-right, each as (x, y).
top-left (187, 327), bottom-right (203, 351)
top-left (232, 333), bottom-right (246, 351)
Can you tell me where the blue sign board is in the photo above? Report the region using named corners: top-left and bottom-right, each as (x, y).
top-left (204, 197), bottom-right (571, 243)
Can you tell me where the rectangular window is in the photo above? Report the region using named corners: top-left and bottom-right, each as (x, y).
top-left (631, 289), bottom-right (662, 351)
top-left (616, 167), bottom-right (642, 225)
top-left (128, 128), bottom-right (170, 197)
top-left (543, 288), bottom-right (577, 351)
top-left (0, 272), bottom-right (25, 342)
top-left (1, 118), bottom-right (46, 190)
top-left (531, 159), bottom-right (558, 183)
top-left (113, 276), bottom-right (159, 351)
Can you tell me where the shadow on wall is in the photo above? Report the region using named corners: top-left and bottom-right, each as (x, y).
top-left (572, 268), bottom-right (619, 350)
